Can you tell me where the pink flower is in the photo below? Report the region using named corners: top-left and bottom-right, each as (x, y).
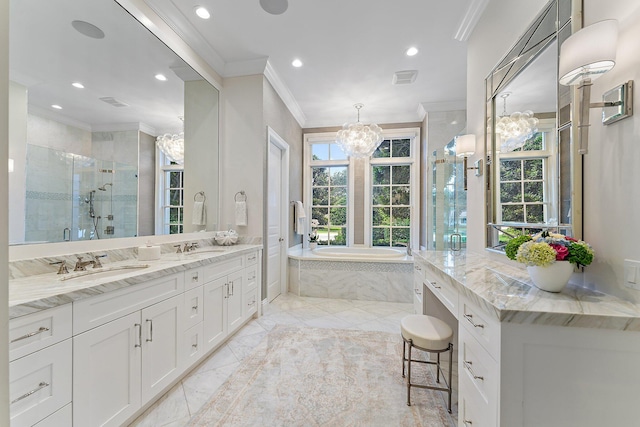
top-left (550, 243), bottom-right (569, 261)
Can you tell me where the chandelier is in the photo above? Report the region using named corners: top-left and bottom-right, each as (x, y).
top-left (495, 93), bottom-right (539, 152)
top-left (156, 132), bottom-right (184, 164)
top-left (335, 104), bottom-right (384, 158)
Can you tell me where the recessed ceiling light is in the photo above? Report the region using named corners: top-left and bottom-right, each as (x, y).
top-left (292, 59), bottom-right (303, 68)
top-left (155, 74), bottom-right (167, 81)
top-left (406, 47), bottom-right (419, 56)
top-left (194, 6), bottom-right (210, 19)
top-left (51, 104), bottom-right (62, 110)
top-left (71, 20), bottom-right (105, 39)
top-left (260, 0), bottom-right (288, 15)
top-left (451, 120), bottom-right (458, 125)
top-left (72, 82), bottom-right (85, 89)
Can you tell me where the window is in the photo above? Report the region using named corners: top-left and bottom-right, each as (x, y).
top-left (497, 119), bottom-right (556, 228)
top-left (157, 152), bottom-right (184, 234)
top-left (369, 138), bottom-right (415, 247)
top-left (308, 142), bottom-right (348, 245)
top-left (304, 129), bottom-right (419, 248)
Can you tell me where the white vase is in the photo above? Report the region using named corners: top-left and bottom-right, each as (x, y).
top-left (527, 262), bottom-right (574, 292)
top-left (309, 242), bottom-right (317, 250)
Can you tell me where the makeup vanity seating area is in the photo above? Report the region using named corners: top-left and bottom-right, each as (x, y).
top-left (413, 250), bottom-right (640, 427)
top-left (7, 240), bottom-right (262, 427)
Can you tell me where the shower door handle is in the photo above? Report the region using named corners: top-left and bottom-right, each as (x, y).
top-left (450, 233), bottom-right (462, 252)
top-left (63, 227), bottom-right (71, 241)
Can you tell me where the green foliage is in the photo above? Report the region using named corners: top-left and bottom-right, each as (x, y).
top-left (505, 235), bottom-right (532, 260)
top-left (567, 242), bottom-right (594, 267)
top-left (516, 241), bottom-right (556, 266)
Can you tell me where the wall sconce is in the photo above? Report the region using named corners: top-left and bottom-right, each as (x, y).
top-left (455, 134), bottom-right (482, 191)
top-left (559, 19), bottom-right (633, 155)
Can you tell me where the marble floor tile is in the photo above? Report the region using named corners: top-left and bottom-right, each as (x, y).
top-left (190, 344), bottom-right (238, 375)
top-left (226, 329), bottom-right (268, 360)
top-left (333, 307), bottom-right (380, 324)
top-left (303, 314), bottom-right (358, 329)
top-left (182, 362), bottom-right (240, 415)
top-left (129, 383), bottom-right (190, 427)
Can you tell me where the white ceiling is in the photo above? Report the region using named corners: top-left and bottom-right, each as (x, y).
top-left (145, 0), bottom-right (477, 128)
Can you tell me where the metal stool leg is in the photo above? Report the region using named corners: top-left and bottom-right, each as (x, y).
top-left (402, 339), bottom-right (406, 378)
top-left (406, 340), bottom-right (412, 406)
top-left (436, 352), bottom-right (441, 383)
top-left (447, 343), bottom-right (453, 413)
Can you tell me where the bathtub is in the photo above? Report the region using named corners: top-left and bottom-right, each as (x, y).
top-left (288, 246), bottom-right (413, 303)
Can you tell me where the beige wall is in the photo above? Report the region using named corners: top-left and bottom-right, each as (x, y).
top-left (0, 0), bottom-right (10, 421)
top-left (467, 0), bottom-right (640, 302)
top-left (138, 131), bottom-right (155, 236)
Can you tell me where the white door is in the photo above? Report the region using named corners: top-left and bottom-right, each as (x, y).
top-left (73, 311), bottom-right (142, 427)
top-left (266, 128), bottom-right (289, 302)
top-left (141, 294), bottom-right (183, 403)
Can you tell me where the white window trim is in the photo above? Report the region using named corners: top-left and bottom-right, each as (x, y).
top-left (363, 128), bottom-right (420, 247)
top-left (155, 149), bottom-right (184, 235)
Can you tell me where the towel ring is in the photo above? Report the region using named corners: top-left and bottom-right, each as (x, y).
top-left (235, 191), bottom-right (246, 202)
top-left (194, 191), bottom-right (206, 202)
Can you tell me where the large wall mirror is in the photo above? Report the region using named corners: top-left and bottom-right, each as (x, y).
top-left (485, 0), bottom-right (582, 251)
top-left (8, 0), bottom-right (219, 245)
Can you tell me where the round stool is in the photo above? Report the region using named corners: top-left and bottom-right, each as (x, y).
top-left (401, 314), bottom-right (453, 412)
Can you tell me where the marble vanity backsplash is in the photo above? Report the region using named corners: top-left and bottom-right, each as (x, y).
top-left (9, 235), bottom-right (262, 280)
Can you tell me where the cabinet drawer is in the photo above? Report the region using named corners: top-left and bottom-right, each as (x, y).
top-left (183, 322), bottom-right (204, 369)
top-left (459, 296), bottom-right (500, 359)
top-left (244, 288), bottom-right (258, 318)
top-left (185, 267), bottom-right (204, 291)
top-left (460, 373), bottom-right (494, 427)
top-left (33, 403), bottom-right (72, 427)
top-left (245, 251), bottom-right (258, 266)
top-left (10, 304), bottom-right (72, 362)
top-left (203, 256), bottom-right (244, 282)
top-left (424, 268), bottom-right (458, 318)
top-left (459, 326), bottom-right (498, 426)
top-left (73, 272), bottom-right (184, 334)
top-left (184, 286), bottom-right (204, 330)
top-left (10, 339), bottom-right (72, 427)
top-left (245, 265), bottom-right (258, 292)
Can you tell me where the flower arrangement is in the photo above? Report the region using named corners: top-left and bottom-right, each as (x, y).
top-left (505, 231), bottom-right (594, 268)
top-left (309, 219), bottom-right (319, 243)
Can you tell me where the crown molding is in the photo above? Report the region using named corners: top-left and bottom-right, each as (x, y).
top-left (420, 100), bottom-right (467, 113)
top-left (453, 0), bottom-right (489, 42)
top-left (28, 105), bottom-right (92, 132)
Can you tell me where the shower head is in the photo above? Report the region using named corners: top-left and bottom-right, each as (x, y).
top-left (98, 183), bottom-right (112, 191)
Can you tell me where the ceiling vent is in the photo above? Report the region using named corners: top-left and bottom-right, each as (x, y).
top-left (99, 97), bottom-right (129, 107)
top-left (392, 70), bottom-right (418, 85)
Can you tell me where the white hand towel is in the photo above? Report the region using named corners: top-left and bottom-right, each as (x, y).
top-left (192, 201), bottom-right (206, 226)
top-left (235, 201), bottom-right (248, 226)
top-left (294, 201), bottom-right (306, 235)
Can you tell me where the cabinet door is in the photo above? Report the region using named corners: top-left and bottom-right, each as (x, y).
top-left (203, 276), bottom-right (227, 351)
top-left (141, 294), bottom-right (184, 403)
top-left (73, 311), bottom-right (142, 427)
top-left (227, 270), bottom-right (244, 333)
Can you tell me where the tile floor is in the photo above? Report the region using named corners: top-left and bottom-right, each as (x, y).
top-left (129, 293), bottom-right (454, 426)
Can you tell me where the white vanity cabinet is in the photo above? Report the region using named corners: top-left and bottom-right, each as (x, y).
top-left (412, 263), bottom-right (424, 314)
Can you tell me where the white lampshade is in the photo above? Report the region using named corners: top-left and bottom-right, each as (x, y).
top-left (456, 134), bottom-right (476, 157)
top-left (559, 20), bottom-right (618, 86)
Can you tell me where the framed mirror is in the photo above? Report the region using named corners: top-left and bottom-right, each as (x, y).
top-left (485, 0), bottom-right (582, 251)
top-left (8, 0), bottom-right (219, 245)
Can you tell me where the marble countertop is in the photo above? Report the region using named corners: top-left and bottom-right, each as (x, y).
top-left (9, 244), bottom-right (262, 320)
top-left (414, 250), bottom-right (640, 332)
top-left (287, 247), bottom-right (413, 263)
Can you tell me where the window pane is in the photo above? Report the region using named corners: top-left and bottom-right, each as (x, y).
top-left (311, 144), bottom-right (329, 161)
top-left (501, 182), bottom-right (522, 203)
top-left (311, 207), bottom-right (328, 225)
top-left (372, 207), bottom-right (390, 226)
top-left (372, 166), bottom-right (390, 185)
top-left (392, 186), bottom-right (410, 205)
top-left (169, 189), bottom-right (182, 205)
top-left (372, 228), bottom-right (390, 246)
top-left (392, 165), bottom-right (410, 185)
top-left (329, 144), bottom-right (347, 160)
top-left (372, 186), bottom-right (390, 205)
top-left (313, 187), bottom-right (329, 205)
top-left (526, 204), bottom-right (544, 223)
top-left (331, 228), bottom-right (347, 245)
top-left (330, 187), bottom-right (347, 205)
top-left (500, 160), bottom-right (522, 181)
top-left (392, 139), bottom-right (411, 157)
top-left (330, 207), bottom-right (347, 226)
top-left (524, 159), bottom-right (543, 180)
top-left (169, 171), bottom-right (182, 188)
top-left (312, 167), bottom-right (329, 186)
top-left (372, 140), bottom-right (391, 158)
top-left (392, 207), bottom-right (410, 226)
top-left (315, 228), bottom-right (330, 243)
top-left (523, 132), bottom-right (543, 150)
top-left (392, 228), bottom-right (410, 245)
top-left (502, 205), bottom-right (524, 222)
top-left (523, 182), bottom-right (543, 202)
top-left (330, 167), bottom-right (347, 186)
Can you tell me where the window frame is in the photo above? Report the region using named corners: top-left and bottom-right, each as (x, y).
top-left (155, 149), bottom-right (184, 235)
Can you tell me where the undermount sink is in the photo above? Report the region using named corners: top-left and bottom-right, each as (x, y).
top-left (59, 264), bottom-right (150, 281)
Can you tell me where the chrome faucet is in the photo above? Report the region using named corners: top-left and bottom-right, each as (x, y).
top-left (50, 260), bottom-right (69, 275)
top-left (92, 254), bottom-right (107, 268)
top-left (74, 256), bottom-right (96, 272)
top-left (398, 242), bottom-right (412, 256)
top-left (183, 242), bottom-right (198, 252)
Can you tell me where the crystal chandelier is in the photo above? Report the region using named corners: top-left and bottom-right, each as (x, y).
top-left (335, 104), bottom-right (384, 158)
top-left (495, 93), bottom-right (539, 152)
top-left (156, 132), bottom-right (184, 164)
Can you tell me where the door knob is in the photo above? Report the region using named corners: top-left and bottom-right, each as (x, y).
top-left (278, 237), bottom-right (284, 242)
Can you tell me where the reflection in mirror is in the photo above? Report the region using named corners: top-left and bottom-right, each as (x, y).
top-left (8, 0), bottom-right (219, 245)
top-left (485, 0), bottom-right (581, 251)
